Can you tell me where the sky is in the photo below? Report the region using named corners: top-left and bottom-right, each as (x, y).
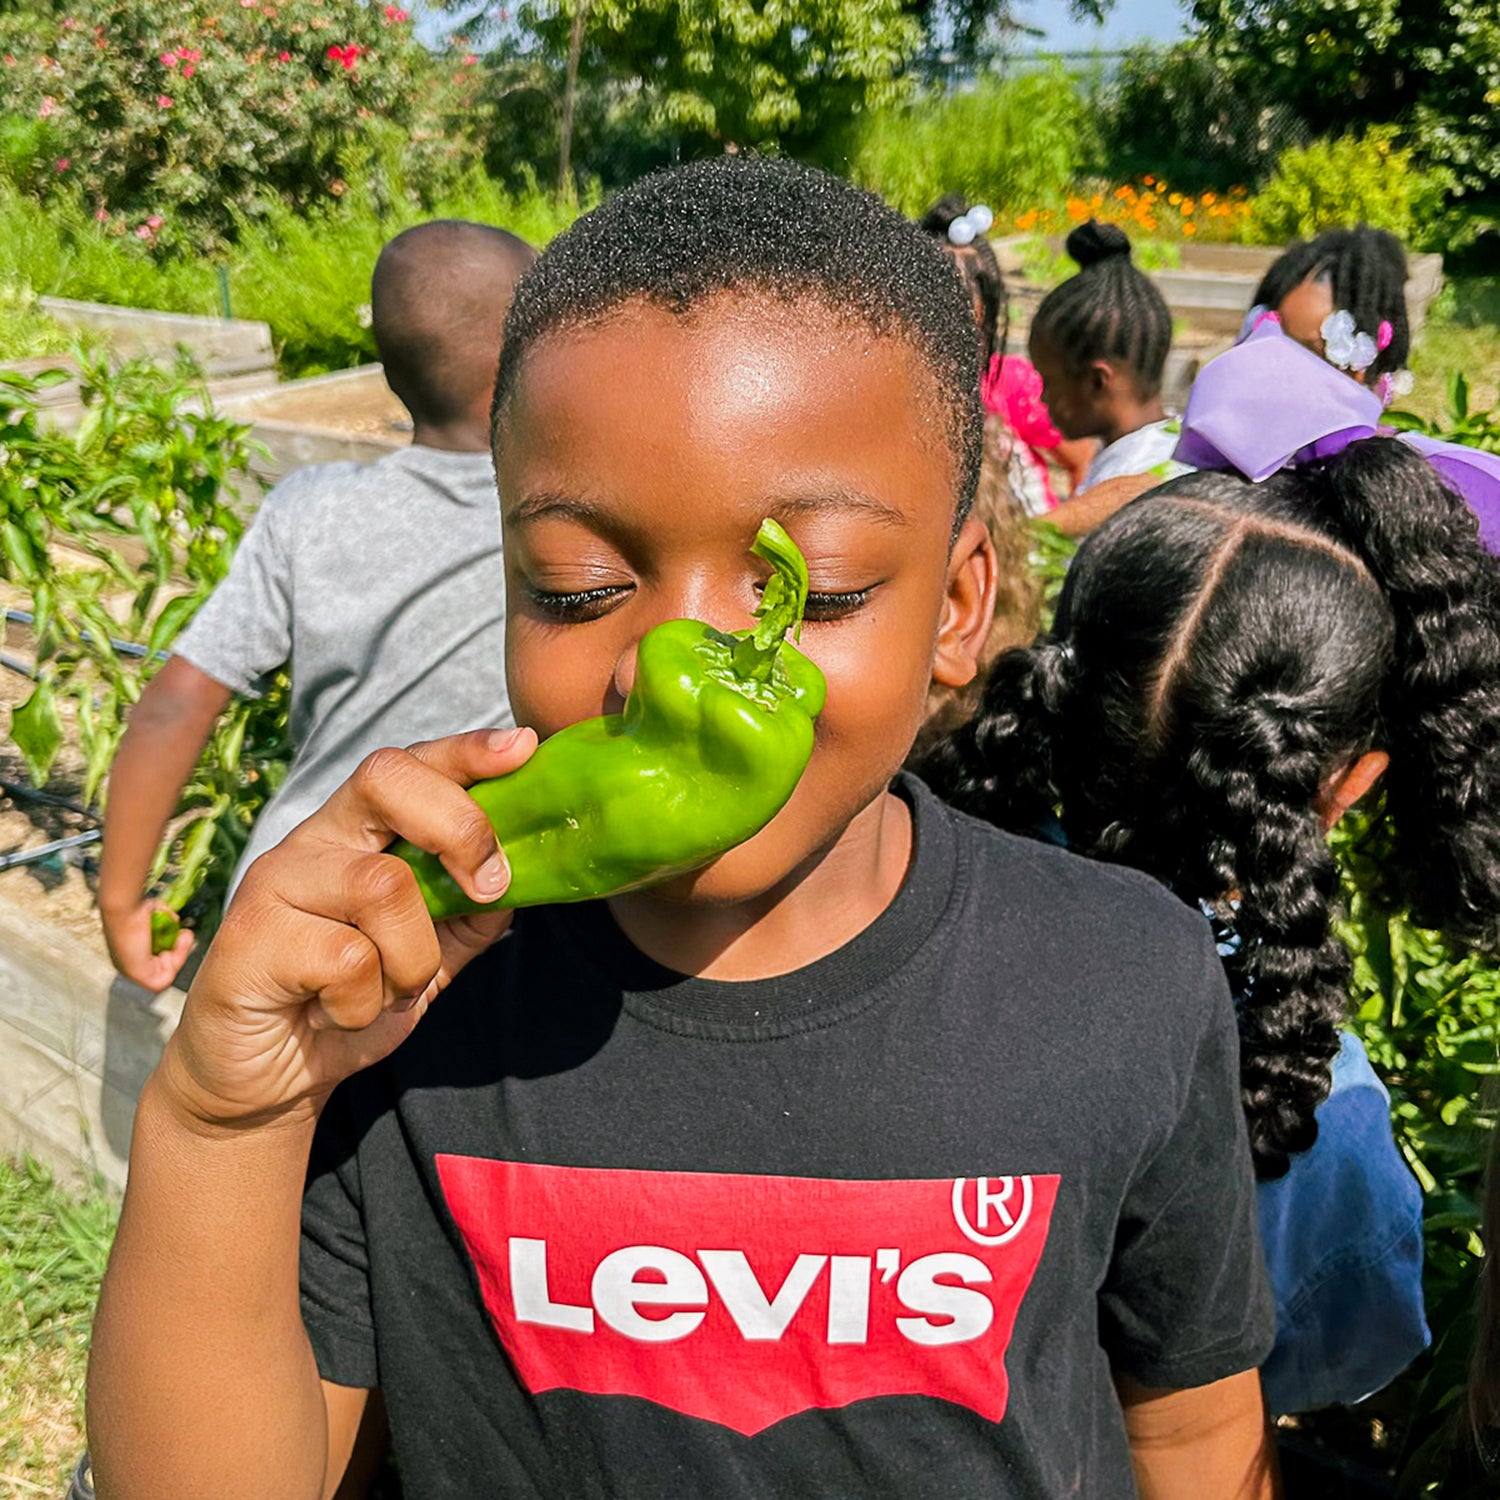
top-left (1013, 0), bottom-right (1186, 53)
top-left (414, 2), bottom-right (1189, 53)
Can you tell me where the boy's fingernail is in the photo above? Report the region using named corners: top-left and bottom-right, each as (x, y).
top-left (487, 728), bottom-right (524, 752)
top-left (475, 848), bottom-right (509, 896)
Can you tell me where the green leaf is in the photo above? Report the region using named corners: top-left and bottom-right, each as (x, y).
top-left (10, 678), bottom-right (63, 786)
top-left (1, 520), bottom-right (39, 583)
top-left (145, 593), bottom-right (203, 658)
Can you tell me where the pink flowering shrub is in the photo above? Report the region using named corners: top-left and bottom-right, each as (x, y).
top-left (4, 0), bottom-right (485, 251)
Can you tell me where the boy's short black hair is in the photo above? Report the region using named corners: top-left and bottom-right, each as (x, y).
top-left (494, 157), bottom-right (985, 520)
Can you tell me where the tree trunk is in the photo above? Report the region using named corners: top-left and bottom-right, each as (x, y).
top-left (558, 0), bottom-right (588, 201)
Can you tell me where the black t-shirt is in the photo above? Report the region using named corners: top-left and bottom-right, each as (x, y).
top-left (302, 775), bottom-right (1272, 1499)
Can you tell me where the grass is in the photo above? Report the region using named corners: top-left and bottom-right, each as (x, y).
top-left (1, 168), bottom-right (588, 379)
top-left (1404, 276), bottom-right (1500, 425)
top-left (0, 1157), bottom-right (117, 1497)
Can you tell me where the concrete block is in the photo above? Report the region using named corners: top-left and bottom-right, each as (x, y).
top-left (37, 295), bottom-right (275, 377)
top-left (0, 890), bottom-right (183, 1191)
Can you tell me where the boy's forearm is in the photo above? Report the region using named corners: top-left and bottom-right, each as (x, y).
top-left (99, 659), bottom-right (231, 912)
top-left (88, 1072), bottom-right (331, 1500)
top-left (1121, 1371), bottom-right (1281, 1500)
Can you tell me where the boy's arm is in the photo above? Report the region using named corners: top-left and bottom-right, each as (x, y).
top-left (1119, 1372), bottom-right (1281, 1499)
top-left (99, 655), bottom-right (233, 991)
top-left (87, 728), bottom-right (533, 1500)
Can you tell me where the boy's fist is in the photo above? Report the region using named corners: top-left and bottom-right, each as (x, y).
top-left (157, 726), bottom-right (536, 1133)
top-left (102, 898), bottom-right (195, 994)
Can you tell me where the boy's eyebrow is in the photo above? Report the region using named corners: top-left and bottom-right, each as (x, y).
top-left (771, 491), bottom-right (911, 529)
top-left (506, 490), bottom-right (912, 528)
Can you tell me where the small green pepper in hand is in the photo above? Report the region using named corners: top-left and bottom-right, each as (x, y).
top-left (394, 518), bottom-right (827, 917)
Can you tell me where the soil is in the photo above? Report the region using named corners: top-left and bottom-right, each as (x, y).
top-left (243, 373), bottom-right (413, 443)
top-left (0, 613), bottom-right (109, 961)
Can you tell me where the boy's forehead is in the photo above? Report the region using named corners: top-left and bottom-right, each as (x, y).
top-left (497, 293), bottom-right (958, 528)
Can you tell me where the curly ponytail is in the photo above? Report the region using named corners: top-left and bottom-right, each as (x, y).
top-left (925, 482), bottom-right (1396, 1178)
top-left (919, 638), bottom-right (1074, 837)
top-left (1160, 673), bottom-right (1353, 1175)
top-left (1304, 438), bottom-right (1500, 949)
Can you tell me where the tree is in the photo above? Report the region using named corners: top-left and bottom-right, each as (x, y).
top-left (1189, 0), bottom-right (1500, 198)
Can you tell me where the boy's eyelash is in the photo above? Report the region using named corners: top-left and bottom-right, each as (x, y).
top-left (525, 584), bottom-right (631, 621)
top-left (802, 587), bottom-right (874, 621)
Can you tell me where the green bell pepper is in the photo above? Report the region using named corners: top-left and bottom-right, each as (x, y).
top-left (394, 517), bottom-right (827, 918)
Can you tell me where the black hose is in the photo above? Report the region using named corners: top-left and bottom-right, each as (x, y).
top-left (0, 778), bottom-right (96, 820)
top-left (4, 607), bottom-right (159, 661)
top-left (0, 828), bottom-right (101, 870)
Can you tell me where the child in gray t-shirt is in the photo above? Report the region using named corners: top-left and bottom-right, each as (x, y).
top-left (100, 220), bottom-right (536, 992)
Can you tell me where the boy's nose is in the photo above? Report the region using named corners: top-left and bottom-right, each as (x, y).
top-left (609, 643), bottom-right (639, 710)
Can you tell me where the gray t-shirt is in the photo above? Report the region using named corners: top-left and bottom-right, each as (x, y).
top-left (175, 445), bottom-right (509, 891)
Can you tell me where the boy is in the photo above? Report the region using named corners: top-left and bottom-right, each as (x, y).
top-left (99, 220), bottom-right (536, 993)
top-left (88, 160), bottom-right (1278, 1498)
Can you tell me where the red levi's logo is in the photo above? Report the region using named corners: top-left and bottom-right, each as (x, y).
top-left (436, 1157), bottom-right (1059, 1435)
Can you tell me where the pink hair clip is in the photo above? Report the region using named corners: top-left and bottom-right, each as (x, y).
top-left (1377, 320), bottom-right (1394, 352)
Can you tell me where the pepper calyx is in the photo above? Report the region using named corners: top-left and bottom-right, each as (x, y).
top-left (730, 518), bottom-right (810, 685)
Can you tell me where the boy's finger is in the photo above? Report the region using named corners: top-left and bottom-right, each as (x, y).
top-left (299, 744), bottom-right (517, 905)
top-left (246, 848), bottom-right (443, 1006)
top-left (406, 725), bottom-right (539, 787)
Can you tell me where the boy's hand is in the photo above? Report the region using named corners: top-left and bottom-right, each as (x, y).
top-left (102, 897), bottom-right (195, 993)
top-left (158, 726), bottom-right (536, 1133)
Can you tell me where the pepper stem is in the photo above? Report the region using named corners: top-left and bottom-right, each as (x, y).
top-left (733, 518), bottom-right (810, 683)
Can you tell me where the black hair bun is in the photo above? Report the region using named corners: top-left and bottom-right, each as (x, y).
top-left (918, 193), bottom-right (969, 236)
top-left (1066, 220), bottom-right (1132, 269)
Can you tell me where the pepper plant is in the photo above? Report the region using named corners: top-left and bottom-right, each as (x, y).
top-left (0, 343), bottom-right (291, 931)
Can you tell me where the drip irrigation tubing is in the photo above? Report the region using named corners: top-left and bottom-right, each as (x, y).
top-left (4, 607), bottom-right (162, 661)
top-left (0, 828), bottom-right (101, 871)
top-left (0, 778), bottom-right (95, 819)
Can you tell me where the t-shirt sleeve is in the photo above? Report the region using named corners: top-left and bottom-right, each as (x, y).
top-left (1098, 934), bottom-right (1275, 1390)
top-left (300, 1082), bottom-right (379, 1389)
top-left (172, 483), bottom-right (297, 696)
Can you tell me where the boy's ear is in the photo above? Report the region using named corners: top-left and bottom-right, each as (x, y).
top-left (931, 514), bottom-right (998, 691)
top-left (1315, 749), bottom-right (1389, 833)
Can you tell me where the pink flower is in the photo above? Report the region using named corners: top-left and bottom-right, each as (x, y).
top-left (160, 51), bottom-right (176, 66)
top-left (37, 96), bottom-right (56, 118)
top-left (135, 224), bottom-right (153, 239)
top-left (55, 157), bottom-right (70, 171)
top-left (462, 53), bottom-right (477, 65)
top-left (156, 93), bottom-right (173, 107)
top-left (95, 207), bottom-right (109, 222)
top-left (3, 55), bottom-right (15, 67)
top-left (383, 4), bottom-right (409, 19)
top-left (146, 214), bottom-right (164, 229)
top-left (327, 42), bottom-right (362, 69)
top-left (278, 49), bottom-right (291, 61)
top-left (182, 62), bottom-right (195, 77)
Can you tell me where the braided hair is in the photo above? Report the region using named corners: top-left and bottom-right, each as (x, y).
top-left (921, 438), bottom-right (1500, 1178)
top-left (1028, 221), bottom-right (1173, 400)
top-left (918, 195), bottom-right (1011, 371)
top-left (1252, 225), bottom-right (1410, 380)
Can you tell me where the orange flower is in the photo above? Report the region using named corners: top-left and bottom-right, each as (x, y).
top-left (1180, 200), bottom-right (1195, 216)
top-left (1089, 193), bottom-right (1104, 210)
top-left (1143, 174), bottom-right (1155, 186)
top-left (1168, 192), bottom-right (1182, 207)
top-left (1201, 191), bottom-right (1217, 206)
top-left (1142, 216), bottom-right (1158, 232)
top-left (1067, 196), bottom-right (1090, 222)
top-left (1015, 209), bottom-right (1038, 231)
top-left (1182, 221), bottom-right (1197, 236)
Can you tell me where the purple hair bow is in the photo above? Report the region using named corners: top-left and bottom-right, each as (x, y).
top-left (1174, 321), bottom-right (1500, 554)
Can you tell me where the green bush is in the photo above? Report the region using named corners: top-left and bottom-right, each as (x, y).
top-left (0, 348), bottom-right (290, 926)
top-left (1248, 127), bottom-right (1450, 249)
top-left (1087, 39), bottom-right (1306, 192)
top-left (836, 68), bottom-right (1088, 220)
top-left (2, 0), bottom-right (484, 251)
